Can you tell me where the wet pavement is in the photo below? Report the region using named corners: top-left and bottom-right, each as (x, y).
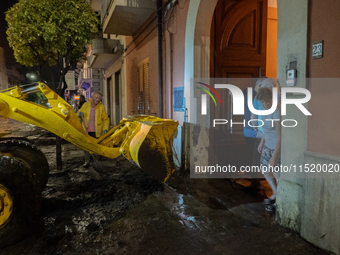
top-left (0, 117), bottom-right (334, 255)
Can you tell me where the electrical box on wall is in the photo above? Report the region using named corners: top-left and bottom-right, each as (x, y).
top-left (286, 69), bottom-right (297, 86)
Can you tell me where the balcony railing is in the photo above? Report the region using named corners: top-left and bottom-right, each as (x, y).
top-left (87, 33), bottom-right (124, 69)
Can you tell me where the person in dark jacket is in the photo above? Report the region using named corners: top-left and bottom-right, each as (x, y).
top-left (78, 95), bottom-right (86, 109)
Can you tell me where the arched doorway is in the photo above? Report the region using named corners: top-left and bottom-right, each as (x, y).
top-left (184, 0), bottom-right (277, 171)
top-left (184, 0), bottom-right (277, 123)
top-left (209, 0), bottom-right (277, 169)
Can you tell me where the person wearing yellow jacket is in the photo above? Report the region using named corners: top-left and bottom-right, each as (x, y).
top-left (78, 92), bottom-right (109, 167)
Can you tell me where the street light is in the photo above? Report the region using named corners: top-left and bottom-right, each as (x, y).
top-left (26, 72), bottom-right (38, 83)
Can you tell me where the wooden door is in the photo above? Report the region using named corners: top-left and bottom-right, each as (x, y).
top-left (209, 0), bottom-right (268, 169)
top-left (212, 0), bottom-right (268, 78)
top-left (211, 0), bottom-right (267, 132)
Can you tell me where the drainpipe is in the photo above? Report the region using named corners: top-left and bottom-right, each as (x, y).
top-left (170, 32), bottom-right (174, 119)
top-left (157, 0), bottom-right (163, 117)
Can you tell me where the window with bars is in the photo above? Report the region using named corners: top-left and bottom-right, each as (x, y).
top-left (137, 60), bottom-right (150, 115)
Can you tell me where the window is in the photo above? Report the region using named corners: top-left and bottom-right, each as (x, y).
top-left (137, 59), bottom-right (149, 115)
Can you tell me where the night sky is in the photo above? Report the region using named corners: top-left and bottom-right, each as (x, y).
top-left (0, 0), bottom-right (18, 64)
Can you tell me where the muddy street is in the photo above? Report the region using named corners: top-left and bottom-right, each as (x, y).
top-left (0, 118), bottom-right (333, 255)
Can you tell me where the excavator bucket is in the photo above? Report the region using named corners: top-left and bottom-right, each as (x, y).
top-left (126, 116), bottom-right (179, 182)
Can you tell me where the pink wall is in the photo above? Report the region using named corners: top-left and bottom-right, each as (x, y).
top-left (307, 0), bottom-right (340, 157)
top-left (164, 0), bottom-right (190, 120)
top-left (125, 18), bottom-right (159, 116)
top-left (125, 0), bottom-right (189, 119)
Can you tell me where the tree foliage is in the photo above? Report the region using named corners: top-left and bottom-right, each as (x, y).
top-left (6, 0), bottom-right (98, 93)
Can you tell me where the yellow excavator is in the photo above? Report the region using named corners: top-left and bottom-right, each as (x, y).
top-left (0, 82), bottom-right (179, 247)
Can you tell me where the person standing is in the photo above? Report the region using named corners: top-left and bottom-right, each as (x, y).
top-left (249, 78), bottom-right (280, 188)
top-left (78, 92), bottom-right (109, 168)
top-left (78, 95), bottom-right (86, 109)
top-left (256, 87), bottom-right (281, 211)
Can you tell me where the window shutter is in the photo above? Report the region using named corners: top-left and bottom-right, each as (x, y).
top-left (138, 65), bottom-right (144, 114)
top-left (143, 62), bottom-right (150, 115)
top-left (137, 60), bottom-right (149, 115)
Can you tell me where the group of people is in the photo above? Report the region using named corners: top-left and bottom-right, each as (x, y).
top-left (244, 77), bottom-right (281, 212)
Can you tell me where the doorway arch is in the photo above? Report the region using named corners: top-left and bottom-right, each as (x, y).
top-left (184, 0), bottom-right (277, 124)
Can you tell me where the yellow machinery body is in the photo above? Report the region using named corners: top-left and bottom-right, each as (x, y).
top-left (0, 83), bottom-right (179, 182)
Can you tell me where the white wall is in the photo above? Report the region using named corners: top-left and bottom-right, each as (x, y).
top-left (276, 0), bottom-right (309, 232)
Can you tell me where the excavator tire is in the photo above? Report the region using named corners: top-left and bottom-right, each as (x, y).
top-left (0, 155), bottom-right (41, 248)
top-left (0, 140), bottom-right (49, 190)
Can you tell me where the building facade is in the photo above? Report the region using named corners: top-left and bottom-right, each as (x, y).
top-left (0, 47), bottom-right (8, 90)
top-left (6, 63), bottom-right (24, 87)
top-left (84, 1), bottom-right (340, 253)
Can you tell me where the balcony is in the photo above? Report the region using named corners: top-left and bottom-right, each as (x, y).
top-left (87, 34), bottom-right (124, 69)
top-left (102, 0), bottom-right (156, 35)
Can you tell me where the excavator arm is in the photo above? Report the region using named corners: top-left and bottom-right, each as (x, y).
top-left (0, 83), bottom-right (178, 182)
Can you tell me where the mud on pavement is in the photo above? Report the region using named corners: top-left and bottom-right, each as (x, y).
top-left (0, 119), bottom-right (334, 255)
top-left (2, 142), bottom-right (166, 254)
